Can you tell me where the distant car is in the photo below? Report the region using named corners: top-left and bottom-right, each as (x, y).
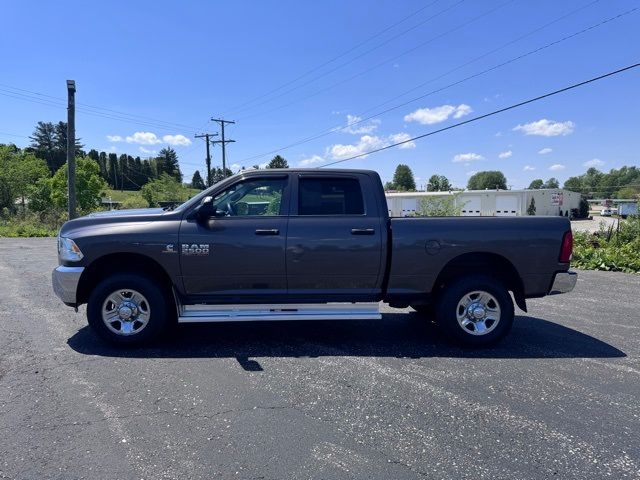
top-left (601, 208), bottom-right (614, 217)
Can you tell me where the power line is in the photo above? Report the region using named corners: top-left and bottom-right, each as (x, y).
top-left (318, 63), bottom-right (640, 167)
top-left (0, 85), bottom-right (202, 134)
top-left (223, 0), bottom-right (443, 115)
top-left (237, 5), bottom-right (634, 164)
top-left (235, 0), bottom-right (515, 121)
top-left (0, 131), bottom-right (29, 139)
top-left (228, 0), bottom-right (470, 118)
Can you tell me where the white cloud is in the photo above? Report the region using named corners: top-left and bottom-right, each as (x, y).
top-left (126, 131), bottom-right (162, 145)
top-left (328, 135), bottom-right (386, 160)
top-left (549, 164), bottom-right (566, 171)
top-left (513, 119), bottom-right (575, 137)
top-left (120, 131), bottom-right (192, 146)
top-left (404, 104), bottom-right (472, 125)
top-left (327, 132), bottom-right (416, 160)
top-left (466, 170), bottom-right (477, 177)
top-left (162, 134), bottom-right (192, 146)
top-left (388, 132), bottom-right (416, 149)
top-left (583, 158), bottom-right (605, 168)
top-left (453, 152), bottom-right (484, 163)
top-left (538, 147), bottom-right (553, 155)
top-left (139, 146), bottom-right (156, 155)
top-left (498, 150), bottom-right (512, 159)
top-left (341, 114), bottom-right (380, 135)
top-left (230, 163), bottom-right (241, 172)
top-left (299, 155), bottom-right (325, 167)
top-left (523, 165), bottom-right (535, 171)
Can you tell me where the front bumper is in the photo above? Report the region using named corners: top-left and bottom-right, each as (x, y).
top-left (52, 266), bottom-right (84, 305)
top-left (548, 271), bottom-right (577, 295)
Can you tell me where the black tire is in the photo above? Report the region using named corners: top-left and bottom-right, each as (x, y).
top-left (435, 274), bottom-right (514, 347)
top-left (87, 273), bottom-right (174, 346)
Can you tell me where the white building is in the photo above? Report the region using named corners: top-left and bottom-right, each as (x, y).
top-left (385, 189), bottom-right (581, 217)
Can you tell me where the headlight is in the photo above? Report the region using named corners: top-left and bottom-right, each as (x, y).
top-left (58, 236), bottom-right (84, 262)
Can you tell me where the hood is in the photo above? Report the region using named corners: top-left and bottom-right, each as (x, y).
top-left (87, 208), bottom-right (166, 218)
top-left (59, 207), bottom-right (173, 237)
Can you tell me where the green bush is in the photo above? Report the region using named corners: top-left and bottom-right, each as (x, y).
top-left (572, 218), bottom-right (640, 273)
top-left (120, 194), bottom-right (149, 209)
top-left (0, 210), bottom-right (65, 237)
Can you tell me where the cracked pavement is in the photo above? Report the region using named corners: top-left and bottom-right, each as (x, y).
top-left (0, 238), bottom-right (639, 479)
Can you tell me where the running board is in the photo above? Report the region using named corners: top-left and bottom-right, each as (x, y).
top-left (177, 303), bottom-right (381, 323)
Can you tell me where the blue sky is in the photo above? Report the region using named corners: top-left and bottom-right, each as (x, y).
top-left (1, 0), bottom-right (638, 189)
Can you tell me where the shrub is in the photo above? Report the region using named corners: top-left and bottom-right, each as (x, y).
top-left (120, 194), bottom-right (149, 209)
top-left (572, 217), bottom-right (640, 273)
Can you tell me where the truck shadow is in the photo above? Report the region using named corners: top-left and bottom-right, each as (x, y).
top-left (67, 313), bottom-right (625, 369)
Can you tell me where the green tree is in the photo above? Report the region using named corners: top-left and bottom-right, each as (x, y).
top-left (107, 153), bottom-right (119, 189)
top-left (467, 171), bottom-right (507, 190)
top-left (426, 174), bottom-right (451, 192)
top-left (29, 121), bottom-right (83, 173)
top-left (527, 197), bottom-right (536, 215)
top-left (543, 177), bottom-right (560, 189)
top-left (155, 147), bottom-right (182, 182)
top-left (528, 179), bottom-right (544, 189)
top-left (141, 174), bottom-right (190, 207)
top-left (384, 181), bottom-right (396, 191)
top-left (0, 146), bottom-right (49, 212)
top-left (267, 155), bottom-right (289, 169)
top-left (563, 176), bottom-right (582, 193)
top-left (48, 157), bottom-right (107, 212)
top-left (392, 164), bottom-right (416, 191)
top-left (617, 186), bottom-right (639, 199)
top-left (191, 170), bottom-right (206, 190)
top-left (210, 167), bottom-right (233, 184)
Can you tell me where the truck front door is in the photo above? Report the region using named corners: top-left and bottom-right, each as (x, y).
top-left (286, 174), bottom-right (384, 301)
top-left (179, 175), bottom-right (290, 301)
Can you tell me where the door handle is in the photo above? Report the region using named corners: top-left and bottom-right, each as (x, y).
top-left (351, 228), bottom-right (375, 235)
top-left (255, 229), bottom-right (280, 236)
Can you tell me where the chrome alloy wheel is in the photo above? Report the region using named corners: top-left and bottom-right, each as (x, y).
top-left (456, 290), bottom-right (501, 336)
top-left (101, 289), bottom-right (151, 336)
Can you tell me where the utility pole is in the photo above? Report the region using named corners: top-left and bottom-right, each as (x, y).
top-left (66, 80), bottom-right (77, 219)
top-left (211, 118), bottom-right (235, 178)
top-left (194, 132), bottom-right (219, 187)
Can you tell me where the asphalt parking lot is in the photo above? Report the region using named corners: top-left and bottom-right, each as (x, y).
top-left (1, 238), bottom-right (639, 480)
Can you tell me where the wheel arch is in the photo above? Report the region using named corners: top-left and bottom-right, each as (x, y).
top-left (77, 252), bottom-right (174, 306)
top-left (433, 252), bottom-right (527, 312)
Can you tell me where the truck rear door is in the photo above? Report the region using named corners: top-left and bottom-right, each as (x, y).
top-left (285, 173), bottom-right (384, 301)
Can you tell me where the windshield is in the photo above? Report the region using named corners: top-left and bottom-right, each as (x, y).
top-left (172, 174), bottom-right (240, 212)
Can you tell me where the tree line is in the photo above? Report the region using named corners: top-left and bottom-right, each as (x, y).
top-left (28, 121), bottom-right (183, 190)
top-left (384, 164), bottom-right (640, 198)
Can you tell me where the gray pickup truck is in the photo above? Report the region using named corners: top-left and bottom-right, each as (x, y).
top-left (52, 169), bottom-right (576, 346)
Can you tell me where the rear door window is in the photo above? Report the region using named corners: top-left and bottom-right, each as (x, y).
top-left (298, 177), bottom-right (364, 215)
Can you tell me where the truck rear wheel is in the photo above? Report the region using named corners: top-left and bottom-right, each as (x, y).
top-left (435, 274), bottom-right (514, 346)
top-left (87, 273), bottom-right (173, 345)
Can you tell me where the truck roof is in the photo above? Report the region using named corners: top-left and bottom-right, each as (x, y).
top-left (241, 168), bottom-right (377, 175)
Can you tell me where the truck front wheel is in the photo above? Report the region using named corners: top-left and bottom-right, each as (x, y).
top-left (87, 273), bottom-right (173, 345)
top-left (436, 275), bottom-right (514, 346)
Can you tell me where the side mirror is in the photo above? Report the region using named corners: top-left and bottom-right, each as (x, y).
top-left (197, 196), bottom-right (216, 220)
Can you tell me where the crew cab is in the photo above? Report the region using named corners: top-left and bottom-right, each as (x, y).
top-left (52, 169), bottom-right (576, 346)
